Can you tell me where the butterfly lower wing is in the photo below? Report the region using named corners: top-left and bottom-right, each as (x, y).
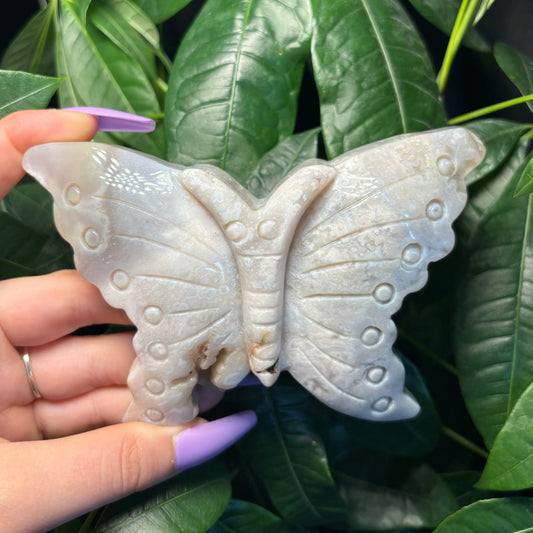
top-left (283, 128), bottom-right (485, 421)
top-left (23, 143), bottom-right (248, 424)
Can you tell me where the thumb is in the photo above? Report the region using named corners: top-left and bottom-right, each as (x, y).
top-left (0, 411), bottom-right (256, 533)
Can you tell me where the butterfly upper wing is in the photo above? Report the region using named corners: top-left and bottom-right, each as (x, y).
top-left (23, 142), bottom-right (249, 425)
top-left (282, 128), bottom-right (485, 421)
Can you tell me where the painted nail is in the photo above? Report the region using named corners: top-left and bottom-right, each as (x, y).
top-left (63, 107), bottom-right (156, 132)
top-left (174, 410), bottom-right (257, 471)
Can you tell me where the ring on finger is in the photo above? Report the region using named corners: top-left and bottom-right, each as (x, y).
top-left (21, 349), bottom-right (42, 399)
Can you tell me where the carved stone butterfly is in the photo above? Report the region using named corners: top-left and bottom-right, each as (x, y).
top-left (23, 127), bottom-right (485, 425)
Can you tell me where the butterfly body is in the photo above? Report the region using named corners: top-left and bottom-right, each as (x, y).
top-left (23, 127), bottom-right (485, 425)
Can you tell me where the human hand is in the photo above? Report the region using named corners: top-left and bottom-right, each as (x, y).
top-left (0, 109), bottom-right (257, 533)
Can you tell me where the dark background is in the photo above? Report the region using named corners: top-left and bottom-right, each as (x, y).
top-left (1, 0), bottom-right (532, 123)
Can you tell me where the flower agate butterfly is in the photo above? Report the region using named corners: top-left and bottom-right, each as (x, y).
top-left (23, 127), bottom-right (485, 425)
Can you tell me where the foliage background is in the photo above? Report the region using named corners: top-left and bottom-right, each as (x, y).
top-left (1, 1), bottom-right (532, 532)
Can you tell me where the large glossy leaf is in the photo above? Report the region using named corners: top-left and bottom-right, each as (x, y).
top-left (442, 471), bottom-right (493, 507)
top-left (94, 461), bottom-right (231, 532)
top-left (0, 1), bottom-right (56, 75)
top-left (208, 500), bottom-right (302, 533)
top-left (514, 153), bottom-right (533, 198)
top-left (310, 0), bottom-right (446, 158)
top-left (57, 0), bottom-right (165, 156)
top-left (453, 150), bottom-right (533, 448)
top-left (0, 70), bottom-right (60, 119)
top-left (165, 0), bottom-right (312, 183)
top-left (495, 42), bottom-right (533, 113)
top-left (433, 498), bottom-right (533, 533)
top-left (3, 181), bottom-right (55, 236)
top-left (244, 128), bottom-right (320, 197)
top-left (0, 182), bottom-right (73, 278)
top-left (457, 142), bottom-right (528, 247)
top-left (478, 381), bottom-right (533, 490)
top-left (407, 0), bottom-right (489, 52)
top-left (89, 0), bottom-right (158, 83)
top-left (129, 0), bottom-right (193, 23)
top-left (473, 0), bottom-right (496, 24)
top-left (0, 213), bottom-right (46, 267)
top-left (336, 464), bottom-right (459, 531)
top-left (232, 378), bottom-right (348, 527)
top-left (465, 119), bottom-right (530, 186)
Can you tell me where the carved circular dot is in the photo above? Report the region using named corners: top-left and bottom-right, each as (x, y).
top-left (372, 396), bottom-right (392, 413)
top-left (65, 184), bottom-right (81, 205)
top-left (148, 342), bottom-right (168, 360)
top-left (257, 219), bottom-right (278, 240)
top-left (146, 378), bottom-right (165, 395)
top-left (111, 269), bottom-right (130, 290)
top-left (225, 221), bottom-right (247, 242)
top-left (402, 243), bottom-right (422, 265)
top-left (289, 188), bottom-right (304, 202)
top-left (259, 161), bottom-right (277, 178)
top-left (367, 366), bottom-right (386, 384)
top-left (361, 326), bottom-right (382, 346)
top-left (145, 408), bottom-right (164, 422)
top-left (82, 228), bottom-right (100, 249)
top-left (373, 283), bottom-right (394, 304)
top-left (144, 305), bottom-right (163, 325)
top-left (248, 177), bottom-right (262, 191)
top-left (436, 155), bottom-right (456, 176)
top-left (426, 199), bottom-right (445, 221)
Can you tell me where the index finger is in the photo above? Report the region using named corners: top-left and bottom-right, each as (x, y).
top-left (0, 270), bottom-right (130, 347)
top-left (0, 109), bottom-right (97, 199)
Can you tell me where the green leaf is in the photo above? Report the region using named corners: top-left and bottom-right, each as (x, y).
top-left (129, 0), bottom-right (193, 23)
top-left (0, 258), bottom-right (34, 280)
top-left (457, 141), bottom-right (528, 247)
top-left (337, 464), bottom-right (459, 530)
top-left (407, 0), bottom-right (489, 52)
top-left (433, 498), bottom-right (533, 533)
top-left (88, 0), bottom-right (158, 83)
top-left (0, 70), bottom-right (61, 119)
top-left (474, 0), bottom-right (496, 24)
top-left (0, 213), bottom-right (47, 266)
top-left (454, 149), bottom-right (533, 448)
top-left (244, 128), bottom-right (320, 197)
top-left (57, 0), bottom-right (165, 156)
top-left (495, 42), bottom-right (533, 113)
top-left (514, 152), bottom-right (533, 198)
top-left (465, 119), bottom-right (530, 186)
top-left (478, 381), bottom-right (533, 490)
top-left (67, 0), bottom-right (93, 24)
top-left (95, 461), bottom-right (231, 533)
top-left (1, 182), bottom-right (74, 276)
top-left (3, 181), bottom-right (55, 236)
top-left (233, 378), bottom-right (348, 527)
top-left (1, 1), bottom-right (56, 75)
top-left (208, 500), bottom-right (302, 533)
top-left (310, 0), bottom-right (446, 158)
top-left (165, 0), bottom-right (312, 183)
top-left (442, 471), bottom-right (493, 507)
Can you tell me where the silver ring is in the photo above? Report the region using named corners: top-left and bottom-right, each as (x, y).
top-left (22, 350), bottom-right (42, 399)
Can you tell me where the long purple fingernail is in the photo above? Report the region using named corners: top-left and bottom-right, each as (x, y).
top-left (63, 107), bottom-right (156, 132)
top-left (174, 411), bottom-right (257, 471)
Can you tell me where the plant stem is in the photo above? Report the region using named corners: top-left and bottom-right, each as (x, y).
top-left (78, 510), bottom-right (98, 533)
top-left (449, 94), bottom-right (533, 124)
top-left (442, 426), bottom-right (489, 459)
top-left (397, 328), bottom-right (459, 376)
top-left (437, 0), bottom-right (480, 93)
